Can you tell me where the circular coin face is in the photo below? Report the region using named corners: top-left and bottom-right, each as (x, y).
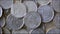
top-left (0, 7), bottom-right (2, 17)
top-left (0, 17), bottom-right (5, 27)
top-left (24, 11), bottom-right (41, 29)
top-left (51, 0), bottom-right (60, 12)
top-left (11, 2), bottom-right (26, 18)
top-left (3, 28), bottom-right (11, 34)
top-left (35, 0), bottom-right (51, 5)
top-left (12, 29), bottom-right (28, 34)
top-left (0, 28), bottom-right (2, 34)
top-left (46, 28), bottom-right (60, 34)
top-left (23, 1), bottom-right (37, 12)
top-left (29, 29), bottom-right (44, 34)
top-left (0, 0), bottom-right (13, 9)
top-left (6, 14), bottom-right (24, 30)
top-left (53, 13), bottom-right (60, 28)
top-left (38, 5), bottom-right (54, 23)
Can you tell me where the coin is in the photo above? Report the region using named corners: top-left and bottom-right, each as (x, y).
top-left (38, 5), bottom-right (54, 23)
top-left (23, 1), bottom-right (37, 12)
top-left (11, 2), bottom-right (26, 18)
top-left (0, 28), bottom-right (2, 34)
top-left (3, 28), bottom-right (11, 34)
top-left (0, 0), bottom-right (13, 9)
top-left (53, 13), bottom-right (60, 28)
top-left (0, 7), bottom-right (2, 17)
top-left (46, 28), bottom-right (60, 34)
top-left (24, 11), bottom-right (41, 29)
top-left (6, 14), bottom-right (24, 30)
top-left (51, 0), bottom-right (60, 12)
top-left (29, 29), bottom-right (44, 34)
top-left (12, 29), bottom-right (28, 34)
top-left (0, 17), bottom-right (5, 27)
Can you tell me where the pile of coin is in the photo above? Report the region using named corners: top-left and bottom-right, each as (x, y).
top-left (0, 0), bottom-right (60, 34)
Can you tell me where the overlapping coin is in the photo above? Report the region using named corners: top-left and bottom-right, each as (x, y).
top-left (11, 2), bottom-right (26, 18)
top-left (24, 11), bottom-right (41, 29)
top-left (46, 28), bottom-right (60, 34)
top-left (29, 28), bottom-right (44, 34)
top-left (6, 14), bottom-right (24, 30)
top-left (0, 7), bottom-right (2, 17)
top-left (53, 13), bottom-right (60, 28)
top-left (38, 5), bottom-right (54, 23)
top-left (0, 17), bottom-right (5, 27)
top-left (51, 0), bottom-right (60, 12)
top-left (12, 29), bottom-right (28, 34)
top-left (23, 1), bottom-right (37, 12)
top-left (0, 0), bottom-right (13, 9)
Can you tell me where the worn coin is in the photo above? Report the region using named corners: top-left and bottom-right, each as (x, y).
top-left (23, 1), bottom-right (37, 12)
top-left (24, 11), bottom-right (41, 29)
top-left (11, 2), bottom-right (26, 18)
top-left (38, 5), bottom-right (54, 23)
top-left (51, 0), bottom-right (60, 12)
top-left (6, 14), bottom-right (24, 30)
top-left (0, 0), bottom-right (13, 9)
top-left (0, 7), bottom-right (2, 17)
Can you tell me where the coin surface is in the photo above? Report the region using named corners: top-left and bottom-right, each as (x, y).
top-left (29, 29), bottom-right (44, 34)
top-left (51, 0), bottom-right (60, 12)
top-left (12, 29), bottom-right (28, 34)
top-left (3, 28), bottom-right (11, 34)
top-left (0, 17), bottom-right (5, 27)
top-left (24, 11), bottom-right (41, 29)
top-left (38, 5), bottom-right (54, 23)
top-left (53, 13), bottom-right (60, 28)
top-left (11, 2), bottom-right (26, 18)
top-left (0, 28), bottom-right (2, 34)
top-left (0, 0), bottom-right (13, 9)
top-left (0, 7), bottom-right (2, 17)
top-left (23, 1), bottom-right (37, 12)
top-left (6, 14), bottom-right (24, 30)
top-left (46, 28), bottom-right (60, 34)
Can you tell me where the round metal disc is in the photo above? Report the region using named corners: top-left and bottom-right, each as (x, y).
top-left (0, 7), bottom-right (2, 17)
top-left (51, 0), bottom-right (60, 12)
top-left (0, 17), bottom-right (5, 27)
top-left (38, 5), bottom-right (54, 23)
top-left (0, 28), bottom-right (2, 34)
top-left (46, 28), bottom-right (60, 34)
top-left (3, 28), bottom-right (11, 34)
top-left (23, 1), bottom-right (37, 12)
top-left (29, 29), bottom-right (44, 34)
top-left (35, 0), bottom-right (51, 5)
top-left (0, 0), bottom-right (13, 9)
top-left (24, 11), bottom-right (41, 29)
top-left (53, 13), bottom-right (60, 28)
top-left (11, 2), bottom-right (26, 18)
top-left (6, 14), bottom-right (24, 30)
top-left (12, 29), bottom-right (28, 34)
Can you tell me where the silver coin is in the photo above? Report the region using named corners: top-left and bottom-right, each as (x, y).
top-left (46, 28), bottom-right (60, 34)
top-left (11, 2), bottom-right (26, 18)
top-left (3, 28), bottom-right (11, 34)
top-left (38, 5), bottom-right (54, 23)
top-left (0, 28), bottom-right (2, 34)
top-left (35, 0), bottom-right (51, 5)
top-left (6, 14), bottom-right (24, 30)
top-left (53, 13), bottom-right (60, 28)
top-left (51, 0), bottom-right (60, 12)
top-left (12, 29), bottom-right (28, 34)
top-left (24, 11), bottom-right (41, 29)
top-left (0, 0), bottom-right (13, 9)
top-left (0, 7), bottom-right (2, 17)
top-left (23, 1), bottom-right (37, 12)
top-left (29, 29), bottom-right (44, 34)
top-left (0, 17), bottom-right (5, 27)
